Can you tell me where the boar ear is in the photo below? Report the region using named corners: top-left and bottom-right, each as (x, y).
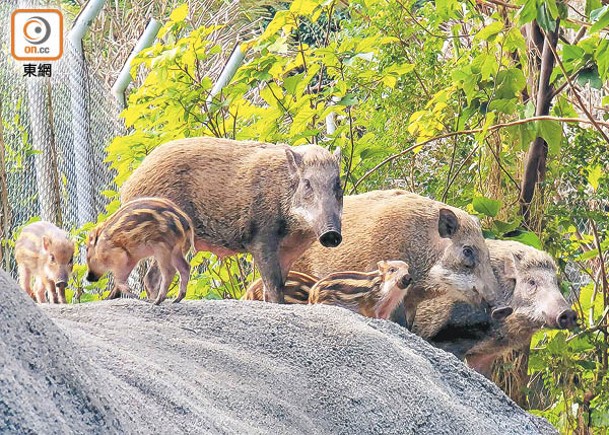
top-left (377, 260), bottom-right (388, 272)
top-left (438, 208), bottom-right (459, 238)
top-left (42, 236), bottom-right (52, 252)
top-left (503, 254), bottom-right (518, 280)
top-left (285, 147), bottom-right (303, 176)
top-left (88, 227), bottom-right (100, 247)
top-left (333, 147), bottom-right (341, 164)
top-left (491, 306), bottom-right (513, 321)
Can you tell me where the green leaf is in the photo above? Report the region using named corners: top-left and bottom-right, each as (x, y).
top-left (595, 39), bottom-right (609, 80)
top-left (551, 95), bottom-right (578, 118)
top-left (537, 3), bottom-right (557, 32)
top-left (492, 219), bottom-right (521, 234)
top-left (518, 0), bottom-right (538, 25)
top-left (586, 0), bottom-right (602, 16)
top-left (537, 120), bottom-right (563, 155)
top-left (506, 231), bottom-right (542, 249)
top-left (475, 21), bottom-right (504, 42)
top-left (504, 27), bottom-right (527, 52)
top-left (590, 6), bottom-right (609, 33)
top-left (562, 44), bottom-right (585, 64)
top-left (577, 67), bottom-right (603, 89)
top-left (587, 165), bottom-right (603, 191)
top-left (519, 122), bottom-right (537, 151)
top-left (472, 196), bottom-right (502, 217)
top-left (290, 0), bottom-right (320, 15)
top-left (169, 4), bottom-right (189, 22)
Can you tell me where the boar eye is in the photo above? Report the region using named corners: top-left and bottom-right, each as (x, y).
top-left (50, 255), bottom-right (56, 263)
top-left (528, 279), bottom-right (537, 287)
top-left (462, 246), bottom-right (475, 268)
top-left (303, 179), bottom-right (312, 191)
top-left (389, 267), bottom-right (397, 273)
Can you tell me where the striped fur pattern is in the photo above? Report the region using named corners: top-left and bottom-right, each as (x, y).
top-left (243, 271), bottom-right (318, 304)
top-left (15, 221), bottom-right (75, 304)
top-left (86, 197), bottom-right (194, 305)
top-left (309, 260), bottom-right (412, 319)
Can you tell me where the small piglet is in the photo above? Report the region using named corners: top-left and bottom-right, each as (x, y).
top-left (244, 271), bottom-right (318, 304)
top-left (86, 197), bottom-right (194, 305)
top-left (309, 260), bottom-right (412, 319)
top-left (15, 221), bottom-right (75, 304)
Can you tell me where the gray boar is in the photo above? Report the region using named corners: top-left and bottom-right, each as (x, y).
top-left (86, 197), bottom-right (194, 305)
top-left (121, 137), bottom-right (342, 303)
top-left (412, 284), bottom-right (513, 361)
top-left (292, 189), bottom-right (500, 326)
top-left (464, 239), bottom-right (577, 375)
top-left (15, 221), bottom-right (75, 304)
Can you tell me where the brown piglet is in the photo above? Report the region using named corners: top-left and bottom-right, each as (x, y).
top-left (86, 197), bottom-right (194, 305)
top-left (243, 271), bottom-right (318, 304)
top-left (15, 221), bottom-right (75, 304)
top-left (308, 260), bottom-right (412, 319)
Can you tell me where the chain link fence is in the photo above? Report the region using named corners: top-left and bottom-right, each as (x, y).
top-left (0, 0), bottom-right (124, 278)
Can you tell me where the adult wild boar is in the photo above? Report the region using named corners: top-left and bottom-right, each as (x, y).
top-left (293, 190), bottom-right (500, 326)
top-left (412, 285), bottom-right (513, 360)
top-left (121, 137), bottom-right (343, 303)
top-left (464, 239), bottom-right (577, 375)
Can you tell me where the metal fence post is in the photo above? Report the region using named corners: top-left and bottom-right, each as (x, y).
top-left (26, 79), bottom-right (60, 223)
top-left (68, 0), bottom-right (105, 227)
top-left (206, 43), bottom-right (246, 104)
top-left (111, 18), bottom-right (162, 108)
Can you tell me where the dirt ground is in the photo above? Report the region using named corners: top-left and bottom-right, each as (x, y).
top-left (0, 270), bottom-right (556, 434)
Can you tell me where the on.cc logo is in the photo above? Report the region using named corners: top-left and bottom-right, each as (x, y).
top-left (11, 9), bottom-right (63, 61)
top-left (23, 16), bottom-right (51, 45)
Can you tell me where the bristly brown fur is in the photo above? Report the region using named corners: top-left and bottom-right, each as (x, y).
top-left (96, 197), bottom-right (194, 252)
top-left (243, 271), bottom-right (318, 303)
top-left (308, 269), bottom-right (387, 318)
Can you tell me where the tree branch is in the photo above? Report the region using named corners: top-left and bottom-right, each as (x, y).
top-left (350, 114), bottom-right (609, 193)
top-left (520, 21), bottom-right (558, 225)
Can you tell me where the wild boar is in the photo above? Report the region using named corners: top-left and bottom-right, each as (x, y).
top-left (85, 197), bottom-right (194, 305)
top-left (293, 190), bottom-right (500, 326)
top-left (15, 221), bottom-right (75, 304)
top-left (121, 137), bottom-right (342, 304)
top-left (244, 271), bottom-right (317, 304)
top-left (308, 260), bottom-right (412, 319)
top-left (464, 239), bottom-right (577, 375)
top-left (412, 285), bottom-right (513, 360)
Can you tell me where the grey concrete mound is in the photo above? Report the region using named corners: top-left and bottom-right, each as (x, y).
top-left (1, 270), bottom-right (556, 434)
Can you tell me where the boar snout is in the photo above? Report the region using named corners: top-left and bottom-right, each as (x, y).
top-left (319, 230), bottom-right (342, 248)
top-left (55, 280), bottom-right (68, 289)
top-left (491, 306), bottom-right (513, 321)
top-left (397, 273), bottom-right (412, 289)
top-left (86, 271), bottom-right (100, 282)
top-left (556, 309), bottom-right (577, 329)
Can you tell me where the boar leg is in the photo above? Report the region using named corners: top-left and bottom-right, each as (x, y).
top-left (33, 278), bottom-right (47, 303)
top-left (172, 250), bottom-right (190, 304)
top-left (143, 260), bottom-right (161, 301)
top-left (56, 286), bottom-right (67, 304)
top-left (107, 257), bottom-right (138, 300)
top-left (250, 245), bottom-right (285, 304)
top-left (47, 281), bottom-right (59, 304)
top-left (18, 265), bottom-right (35, 301)
top-left (153, 254), bottom-right (177, 305)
